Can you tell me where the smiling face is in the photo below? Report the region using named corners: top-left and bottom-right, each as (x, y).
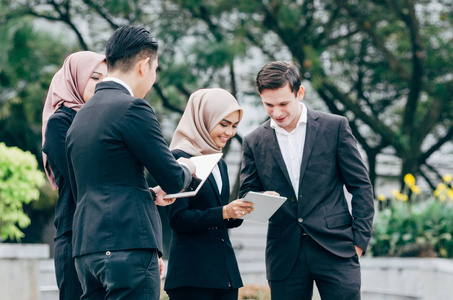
top-left (83, 61), bottom-right (107, 102)
top-left (209, 110), bottom-right (240, 148)
top-left (260, 84), bottom-right (304, 132)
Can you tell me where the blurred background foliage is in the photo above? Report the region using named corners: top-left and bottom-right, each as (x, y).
top-left (0, 0), bottom-right (452, 244)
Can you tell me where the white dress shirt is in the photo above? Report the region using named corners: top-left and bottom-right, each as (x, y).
top-left (211, 164), bottom-right (223, 194)
top-left (103, 77), bottom-right (134, 97)
top-left (270, 103), bottom-right (307, 197)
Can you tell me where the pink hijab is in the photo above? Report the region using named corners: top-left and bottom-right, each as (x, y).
top-left (170, 88), bottom-right (243, 156)
top-left (42, 51), bottom-right (105, 189)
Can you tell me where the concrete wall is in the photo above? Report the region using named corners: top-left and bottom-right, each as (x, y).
top-left (0, 244), bottom-right (57, 300)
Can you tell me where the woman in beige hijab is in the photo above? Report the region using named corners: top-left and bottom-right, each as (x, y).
top-left (165, 88), bottom-right (254, 300)
top-left (42, 51), bottom-right (107, 300)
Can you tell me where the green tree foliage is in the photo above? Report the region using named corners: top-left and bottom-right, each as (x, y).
top-left (0, 143), bottom-right (45, 241)
top-left (4, 0), bottom-right (453, 195)
top-left (0, 11), bottom-right (77, 242)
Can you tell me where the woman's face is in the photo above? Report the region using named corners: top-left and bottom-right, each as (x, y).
top-left (209, 110), bottom-right (240, 149)
top-left (83, 61), bottom-right (107, 102)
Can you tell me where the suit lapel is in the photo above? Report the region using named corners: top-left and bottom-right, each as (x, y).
top-left (262, 122), bottom-right (292, 190)
top-left (298, 108), bottom-right (320, 191)
top-left (219, 160), bottom-right (230, 205)
top-left (207, 161), bottom-right (226, 206)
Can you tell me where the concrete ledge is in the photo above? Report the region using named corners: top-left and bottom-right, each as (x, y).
top-left (0, 243), bottom-right (49, 259)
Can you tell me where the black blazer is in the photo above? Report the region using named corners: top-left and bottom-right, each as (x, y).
top-left (66, 81), bottom-right (191, 257)
top-left (164, 149), bottom-right (243, 291)
top-left (42, 106), bottom-right (77, 238)
top-left (239, 108), bottom-right (374, 281)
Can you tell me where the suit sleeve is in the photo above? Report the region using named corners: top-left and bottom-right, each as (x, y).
top-left (122, 99), bottom-right (191, 194)
top-left (44, 117), bottom-right (71, 180)
top-left (167, 151), bottom-right (242, 232)
top-left (66, 138), bottom-right (77, 202)
top-left (239, 136), bottom-right (264, 198)
top-left (167, 196), bottom-right (227, 233)
top-left (337, 117), bottom-right (375, 253)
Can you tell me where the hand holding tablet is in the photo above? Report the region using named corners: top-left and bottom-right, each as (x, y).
top-left (241, 191), bottom-right (287, 222)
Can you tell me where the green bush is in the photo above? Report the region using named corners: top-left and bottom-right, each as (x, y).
top-left (370, 198), bottom-right (453, 258)
top-left (0, 142), bottom-right (44, 241)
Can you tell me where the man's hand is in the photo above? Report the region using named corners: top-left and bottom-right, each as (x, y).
top-left (177, 157), bottom-right (196, 175)
top-left (355, 245), bottom-right (363, 258)
top-left (150, 186), bottom-right (176, 206)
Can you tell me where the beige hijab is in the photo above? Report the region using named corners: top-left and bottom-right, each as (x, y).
top-left (170, 88), bottom-right (243, 156)
top-left (42, 51), bottom-right (106, 189)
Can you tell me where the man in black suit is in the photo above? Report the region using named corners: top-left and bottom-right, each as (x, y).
top-left (239, 61), bottom-right (374, 299)
top-left (66, 25), bottom-right (195, 299)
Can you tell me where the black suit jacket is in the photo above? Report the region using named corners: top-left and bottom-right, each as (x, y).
top-left (66, 81), bottom-right (191, 257)
top-left (239, 108), bottom-right (374, 281)
top-left (42, 106), bottom-right (77, 238)
top-left (164, 149), bottom-right (243, 290)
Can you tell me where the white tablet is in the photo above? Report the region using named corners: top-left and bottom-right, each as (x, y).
top-left (241, 191), bottom-right (287, 222)
top-left (163, 153), bottom-right (223, 199)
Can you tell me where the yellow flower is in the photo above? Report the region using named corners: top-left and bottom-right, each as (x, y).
top-left (437, 183), bottom-right (447, 191)
top-left (404, 173), bottom-right (416, 187)
top-left (439, 195), bottom-right (446, 202)
top-left (410, 185), bottom-right (421, 194)
top-left (434, 189), bottom-right (439, 197)
top-left (443, 174), bottom-right (452, 184)
top-left (377, 194), bottom-right (386, 202)
top-left (396, 193), bottom-right (408, 201)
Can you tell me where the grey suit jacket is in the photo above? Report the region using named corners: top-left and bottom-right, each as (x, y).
top-left (239, 107), bottom-right (374, 281)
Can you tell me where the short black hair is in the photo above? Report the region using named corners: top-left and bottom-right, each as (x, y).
top-left (255, 61), bottom-right (302, 96)
top-left (105, 25), bottom-right (158, 73)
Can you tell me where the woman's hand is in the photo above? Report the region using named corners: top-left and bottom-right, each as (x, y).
top-left (223, 199), bottom-right (255, 219)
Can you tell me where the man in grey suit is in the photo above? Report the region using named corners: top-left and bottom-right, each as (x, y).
top-left (239, 61), bottom-right (374, 299)
top-left (66, 26), bottom-right (194, 299)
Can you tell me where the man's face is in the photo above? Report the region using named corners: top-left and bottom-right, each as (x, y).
top-left (260, 84), bottom-right (304, 132)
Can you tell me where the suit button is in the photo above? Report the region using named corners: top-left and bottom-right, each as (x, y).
top-left (106, 251), bottom-right (111, 256)
top-left (291, 197), bottom-right (296, 203)
top-left (220, 239), bottom-right (225, 242)
top-left (298, 218), bottom-right (303, 223)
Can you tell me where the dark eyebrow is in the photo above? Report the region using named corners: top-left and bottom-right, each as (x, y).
top-left (221, 119), bottom-right (239, 125)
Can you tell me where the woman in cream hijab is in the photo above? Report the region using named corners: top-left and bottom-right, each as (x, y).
top-left (165, 88), bottom-right (254, 300)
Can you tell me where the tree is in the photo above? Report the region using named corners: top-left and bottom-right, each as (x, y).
top-left (0, 10), bottom-right (78, 242)
top-left (167, 0), bottom-right (453, 192)
top-left (5, 0), bottom-right (453, 193)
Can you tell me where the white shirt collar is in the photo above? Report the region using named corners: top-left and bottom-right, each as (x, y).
top-left (103, 77), bottom-right (134, 97)
top-left (270, 102), bottom-right (307, 133)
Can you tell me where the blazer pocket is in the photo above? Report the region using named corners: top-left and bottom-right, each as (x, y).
top-left (325, 212), bottom-right (352, 229)
top-left (267, 224), bottom-right (281, 239)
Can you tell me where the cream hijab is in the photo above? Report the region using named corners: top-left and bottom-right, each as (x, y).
top-left (170, 88), bottom-right (243, 156)
top-left (42, 51), bottom-right (106, 189)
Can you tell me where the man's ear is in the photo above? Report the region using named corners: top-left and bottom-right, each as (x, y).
top-left (138, 57), bottom-right (151, 77)
top-left (297, 85), bottom-right (305, 100)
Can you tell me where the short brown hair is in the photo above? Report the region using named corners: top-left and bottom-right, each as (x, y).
top-left (255, 61), bottom-right (302, 96)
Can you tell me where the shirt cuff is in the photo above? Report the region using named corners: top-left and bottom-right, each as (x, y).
top-left (179, 162), bottom-right (192, 191)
